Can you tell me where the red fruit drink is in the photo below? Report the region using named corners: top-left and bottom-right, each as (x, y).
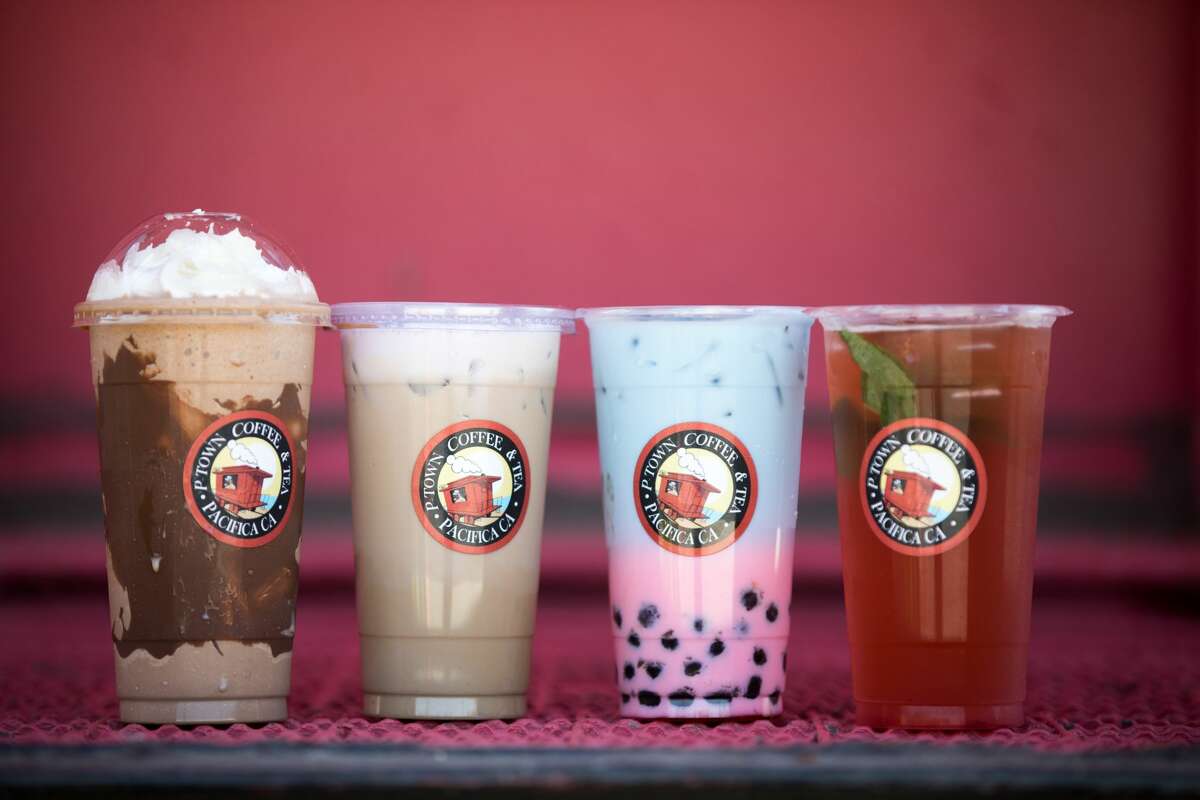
top-left (816, 305), bottom-right (1069, 729)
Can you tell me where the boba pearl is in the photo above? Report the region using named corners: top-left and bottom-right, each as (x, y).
top-left (661, 630), bottom-right (679, 650)
top-left (683, 658), bottom-right (703, 677)
top-left (709, 638), bottom-right (726, 657)
top-left (613, 607), bottom-right (623, 630)
top-left (627, 631), bottom-right (641, 648)
top-left (669, 688), bottom-right (695, 707)
top-left (768, 688), bottom-right (782, 704)
top-left (765, 603), bottom-right (779, 622)
top-left (740, 589), bottom-right (762, 611)
top-left (753, 647), bottom-right (767, 666)
top-left (637, 604), bottom-right (660, 629)
top-left (693, 618), bottom-right (705, 633)
top-left (637, 690), bottom-right (661, 707)
top-left (623, 662), bottom-right (635, 680)
top-left (643, 661), bottom-right (663, 679)
top-left (745, 676), bottom-right (763, 699)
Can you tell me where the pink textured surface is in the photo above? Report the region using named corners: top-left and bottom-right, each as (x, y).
top-left (3, 540), bottom-right (1199, 751)
top-left (6, 534), bottom-right (1199, 591)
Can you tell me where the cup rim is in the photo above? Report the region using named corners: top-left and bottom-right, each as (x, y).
top-left (330, 301), bottom-right (576, 333)
top-left (812, 304), bottom-right (1072, 330)
top-left (577, 305), bottom-right (813, 323)
top-left (73, 297), bottom-right (331, 328)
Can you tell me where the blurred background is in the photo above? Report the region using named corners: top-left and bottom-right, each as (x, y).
top-left (1, 0), bottom-right (1196, 554)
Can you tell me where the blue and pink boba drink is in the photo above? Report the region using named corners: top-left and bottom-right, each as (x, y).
top-left (580, 306), bottom-right (813, 718)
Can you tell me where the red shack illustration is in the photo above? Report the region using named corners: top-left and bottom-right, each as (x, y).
top-left (441, 474), bottom-right (502, 524)
top-left (215, 465), bottom-right (272, 514)
top-left (657, 472), bottom-right (720, 524)
top-left (883, 469), bottom-right (944, 521)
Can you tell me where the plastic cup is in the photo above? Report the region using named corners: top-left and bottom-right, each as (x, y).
top-left (580, 306), bottom-right (814, 718)
top-left (814, 304), bottom-right (1070, 729)
top-left (74, 216), bottom-right (328, 725)
top-left (332, 302), bottom-right (574, 720)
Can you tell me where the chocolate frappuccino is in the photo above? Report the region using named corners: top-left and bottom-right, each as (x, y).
top-left (75, 212), bottom-right (328, 725)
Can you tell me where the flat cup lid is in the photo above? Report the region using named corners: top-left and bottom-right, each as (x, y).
top-left (578, 305), bottom-right (813, 325)
top-left (331, 302), bottom-right (575, 333)
top-left (813, 304), bottom-right (1071, 331)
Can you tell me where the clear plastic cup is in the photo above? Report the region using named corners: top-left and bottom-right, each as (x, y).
top-left (331, 302), bottom-right (574, 720)
top-left (580, 306), bottom-right (814, 718)
top-left (74, 212), bottom-right (328, 725)
top-left (814, 304), bottom-right (1071, 729)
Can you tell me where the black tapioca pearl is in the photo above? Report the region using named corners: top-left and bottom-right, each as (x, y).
top-left (753, 647), bottom-right (767, 666)
top-left (669, 688), bottom-right (695, 707)
top-left (765, 603), bottom-right (779, 622)
top-left (740, 589), bottom-right (761, 611)
top-left (683, 658), bottom-right (703, 677)
top-left (782, 652), bottom-right (788, 671)
top-left (643, 661), bottom-right (664, 679)
top-left (709, 638), bottom-right (726, 657)
top-left (637, 690), bottom-right (661, 707)
top-left (745, 676), bottom-right (762, 699)
top-left (637, 604), bottom-right (660, 629)
top-left (768, 688), bottom-right (782, 704)
top-left (613, 607), bottom-right (623, 629)
top-left (703, 687), bottom-right (738, 703)
top-left (621, 693), bottom-right (631, 704)
top-left (734, 619), bottom-right (750, 636)
top-left (661, 630), bottom-right (679, 650)
top-left (693, 618), bottom-right (704, 633)
top-left (623, 662), bottom-right (635, 680)
top-left (627, 631), bottom-right (641, 647)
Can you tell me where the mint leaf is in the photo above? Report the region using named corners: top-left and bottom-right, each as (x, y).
top-left (839, 331), bottom-right (916, 425)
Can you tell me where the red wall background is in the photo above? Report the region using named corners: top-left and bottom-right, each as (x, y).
top-left (1, 0), bottom-right (1195, 532)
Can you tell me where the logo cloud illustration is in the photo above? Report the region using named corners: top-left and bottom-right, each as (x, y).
top-left (227, 439), bottom-right (259, 468)
top-left (900, 444), bottom-right (932, 478)
top-left (676, 449), bottom-right (706, 480)
top-left (447, 453), bottom-right (484, 476)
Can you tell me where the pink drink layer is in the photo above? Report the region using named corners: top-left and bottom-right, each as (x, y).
top-left (610, 540), bottom-right (791, 717)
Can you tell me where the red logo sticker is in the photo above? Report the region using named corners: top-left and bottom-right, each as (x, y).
top-left (859, 417), bottom-right (988, 556)
top-left (410, 420), bottom-right (530, 554)
top-left (182, 410), bottom-right (297, 548)
top-left (633, 422), bottom-right (758, 557)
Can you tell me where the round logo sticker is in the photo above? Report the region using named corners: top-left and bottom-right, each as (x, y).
top-left (183, 410), bottom-right (297, 548)
top-left (860, 417), bottom-right (987, 556)
top-left (633, 422), bottom-right (757, 557)
top-left (411, 420), bottom-right (530, 554)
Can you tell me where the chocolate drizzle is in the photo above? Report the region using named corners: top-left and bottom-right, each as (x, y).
top-left (99, 336), bottom-right (308, 659)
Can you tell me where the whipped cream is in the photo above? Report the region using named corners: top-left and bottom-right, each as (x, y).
top-left (86, 225), bottom-right (318, 302)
